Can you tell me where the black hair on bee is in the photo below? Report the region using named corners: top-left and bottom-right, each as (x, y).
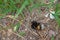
top-left (31, 21), bottom-right (41, 30)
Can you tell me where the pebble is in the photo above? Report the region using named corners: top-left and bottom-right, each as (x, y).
top-left (25, 29), bottom-right (27, 31)
top-left (30, 37), bottom-right (32, 39)
top-left (41, 24), bottom-right (45, 30)
top-left (45, 13), bottom-right (49, 17)
top-left (50, 13), bottom-right (55, 19)
top-left (45, 11), bottom-right (55, 19)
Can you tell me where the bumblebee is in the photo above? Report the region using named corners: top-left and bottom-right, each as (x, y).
top-left (31, 21), bottom-right (41, 30)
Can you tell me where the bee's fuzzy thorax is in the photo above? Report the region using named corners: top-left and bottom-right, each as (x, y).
top-left (31, 21), bottom-right (41, 30)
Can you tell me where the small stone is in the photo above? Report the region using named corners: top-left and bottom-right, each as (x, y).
top-left (45, 11), bottom-right (55, 19)
top-left (45, 13), bottom-right (49, 17)
top-left (49, 11), bottom-right (55, 19)
top-left (30, 37), bottom-right (32, 39)
top-left (41, 24), bottom-right (45, 30)
top-left (25, 29), bottom-right (27, 31)
top-left (50, 14), bottom-right (55, 19)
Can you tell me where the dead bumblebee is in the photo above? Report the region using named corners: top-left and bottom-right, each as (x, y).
top-left (31, 21), bottom-right (41, 30)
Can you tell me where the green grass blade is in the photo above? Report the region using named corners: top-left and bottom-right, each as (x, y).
top-left (19, 31), bottom-right (26, 36)
top-left (51, 35), bottom-right (54, 40)
top-left (15, 0), bottom-right (29, 18)
top-left (53, 14), bottom-right (60, 27)
top-left (14, 22), bottom-right (20, 32)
